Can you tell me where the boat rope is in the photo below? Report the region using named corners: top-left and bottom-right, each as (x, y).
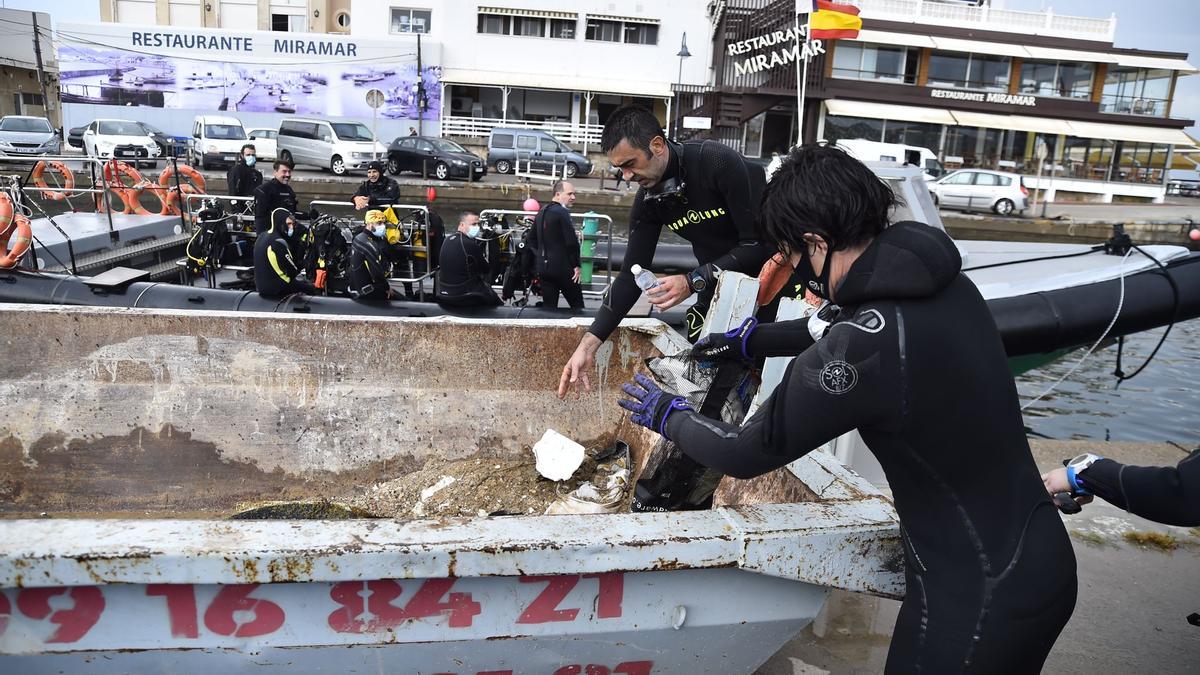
top-left (1020, 248), bottom-right (1133, 412)
top-left (961, 245), bottom-right (1106, 272)
top-left (1111, 244), bottom-right (1181, 387)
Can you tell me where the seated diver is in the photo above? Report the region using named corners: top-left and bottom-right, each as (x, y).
top-left (435, 211), bottom-right (502, 307)
top-left (254, 207), bottom-right (317, 298)
top-left (347, 209), bottom-right (394, 301)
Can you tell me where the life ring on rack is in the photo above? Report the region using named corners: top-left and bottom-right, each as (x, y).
top-left (0, 194), bottom-right (33, 269)
top-left (102, 160), bottom-right (152, 215)
top-left (31, 160), bottom-right (76, 200)
top-left (158, 164), bottom-right (207, 216)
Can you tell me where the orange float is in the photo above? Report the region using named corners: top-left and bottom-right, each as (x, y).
top-left (30, 160), bottom-right (76, 200)
top-left (158, 164), bottom-right (207, 216)
top-left (0, 193), bottom-right (33, 268)
top-left (102, 160), bottom-right (152, 215)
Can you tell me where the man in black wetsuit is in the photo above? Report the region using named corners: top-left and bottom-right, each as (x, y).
top-left (347, 209), bottom-right (394, 300)
top-left (226, 144), bottom-right (262, 198)
top-left (254, 208), bottom-right (316, 298)
top-left (527, 180), bottom-right (583, 309)
top-left (435, 211), bottom-right (501, 307)
top-left (253, 160), bottom-right (298, 233)
top-left (352, 160), bottom-right (401, 211)
top-left (619, 145), bottom-right (1077, 673)
top-left (558, 105), bottom-right (770, 397)
top-left (1042, 449), bottom-right (1200, 525)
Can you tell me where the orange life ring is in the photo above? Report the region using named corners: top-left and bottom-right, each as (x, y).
top-left (0, 194), bottom-right (33, 269)
top-left (158, 164), bottom-right (208, 216)
top-left (31, 160), bottom-right (76, 200)
top-left (102, 160), bottom-right (152, 215)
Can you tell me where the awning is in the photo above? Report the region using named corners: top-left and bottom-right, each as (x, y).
top-left (825, 99), bottom-right (956, 125)
top-left (950, 110), bottom-right (1074, 135)
top-left (856, 30), bottom-right (935, 49)
top-left (587, 14), bottom-right (659, 24)
top-left (1067, 121), bottom-right (1198, 146)
top-left (932, 36), bottom-right (1027, 59)
top-left (1022, 45), bottom-right (1119, 64)
top-left (1111, 54), bottom-right (1199, 73)
top-left (477, 6), bottom-right (577, 20)
top-left (441, 68), bottom-right (671, 99)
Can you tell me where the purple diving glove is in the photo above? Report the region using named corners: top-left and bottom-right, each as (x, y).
top-left (618, 373), bottom-right (693, 438)
top-left (691, 317), bottom-right (758, 363)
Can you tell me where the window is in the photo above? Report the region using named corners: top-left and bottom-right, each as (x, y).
top-left (883, 121), bottom-right (942, 151)
top-left (832, 43), bottom-right (919, 84)
top-left (114, 0), bottom-right (156, 24)
top-left (391, 7), bottom-right (431, 34)
top-left (928, 51), bottom-right (1010, 91)
top-left (943, 172), bottom-right (974, 185)
top-left (1102, 67), bottom-right (1172, 117)
top-left (550, 18), bottom-right (575, 39)
top-left (220, 0), bottom-right (257, 28)
top-left (516, 135), bottom-right (537, 150)
top-left (585, 19), bottom-right (621, 42)
top-left (19, 92), bottom-right (45, 106)
top-left (332, 123), bottom-right (374, 141)
top-left (0, 117), bottom-right (52, 132)
top-left (623, 21), bottom-right (658, 45)
top-left (1019, 60), bottom-right (1093, 99)
top-left (973, 172), bottom-right (999, 186)
top-left (477, 13), bottom-right (510, 35)
top-left (515, 16), bottom-right (545, 36)
top-left (335, 12), bottom-right (350, 29)
top-left (204, 124), bottom-right (246, 140)
top-left (168, 0), bottom-right (201, 27)
top-left (539, 138), bottom-right (557, 152)
top-left (823, 114), bottom-right (884, 144)
top-left (271, 14), bottom-right (307, 32)
top-left (398, 137), bottom-right (417, 149)
top-left (491, 133), bottom-right (513, 149)
top-left (416, 139), bottom-right (434, 152)
top-left (280, 121), bottom-right (319, 139)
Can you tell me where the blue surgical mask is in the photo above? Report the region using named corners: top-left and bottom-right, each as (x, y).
top-left (467, 225), bottom-right (481, 239)
top-left (244, 155), bottom-right (256, 167)
top-left (285, 226), bottom-right (294, 237)
top-left (372, 225), bottom-right (387, 238)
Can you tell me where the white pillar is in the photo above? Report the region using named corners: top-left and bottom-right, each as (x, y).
top-left (583, 92), bottom-right (593, 155)
top-left (501, 86), bottom-right (511, 123)
top-left (664, 96), bottom-right (672, 136)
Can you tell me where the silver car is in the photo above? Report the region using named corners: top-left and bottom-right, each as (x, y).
top-left (930, 169), bottom-right (1029, 216)
top-left (0, 115), bottom-right (60, 157)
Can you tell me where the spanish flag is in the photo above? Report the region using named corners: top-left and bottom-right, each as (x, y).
top-left (810, 1), bottom-right (862, 40)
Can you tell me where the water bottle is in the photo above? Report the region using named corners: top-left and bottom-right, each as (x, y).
top-left (631, 264), bottom-right (660, 292)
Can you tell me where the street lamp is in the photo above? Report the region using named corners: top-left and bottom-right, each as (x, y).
top-left (674, 32), bottom-right (691, 139)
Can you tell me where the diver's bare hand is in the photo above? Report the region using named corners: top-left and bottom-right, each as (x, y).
top-left (558, 333), bottom-right (601, 399)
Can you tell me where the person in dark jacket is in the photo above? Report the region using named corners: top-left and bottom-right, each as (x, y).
top-left (347, 209), bottom-right (394, 301)
top-left (253, 160), bottom-right (298, 233)
top-left (527, 180), bottom-right (583, 309)
top-left (1042, 449), bottom-right (1200, 526)
top-left (254, 207), bottom-right (315, 298)
top-left (353, 161), bottom-right (401, 211)
top-left (435, 211), bottom-right (501, 307)
top-left (619, 144), bottom-right (1077, 674)
top-left (226, 143), bottom-right (262, 197)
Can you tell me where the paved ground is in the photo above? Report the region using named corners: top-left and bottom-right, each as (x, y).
top-left (756, 440), bottom-right (1200, 674)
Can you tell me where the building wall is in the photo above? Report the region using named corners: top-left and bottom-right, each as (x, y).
top-left (0, 9), bottom-right (60, 126)
top-left (101, 0), bottom-right (346, 33)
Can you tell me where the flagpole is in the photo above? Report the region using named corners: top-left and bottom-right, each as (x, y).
top-left (795, 6), bottom-right (813, 148)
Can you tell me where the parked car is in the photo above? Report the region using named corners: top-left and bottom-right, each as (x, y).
top-left (836, 138), bottom-right (945, 183)
top-left (189, 115), bottom-right (248, 169)
top-left (136, 121), bottom-right (181, 158)
top-left (0, 115), bottom-right (60, 157)
top-left (67, 125), bottom-right (85, 149)
top-left (487, 128), bottom-right (592, 178)
top-left (387, 136), bottom-right (486, 181)
top-left (245, 128), bottom-right (278, 161)
top-left (276, 118), bottom-right (387, 175)
top-left (930, 169), bottom-right (1029, 216)
top-left (82, 118), bottom-right (161, 167)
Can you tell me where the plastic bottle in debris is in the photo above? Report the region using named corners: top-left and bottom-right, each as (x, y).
top-left (631, 264), bottom-right (660, 292)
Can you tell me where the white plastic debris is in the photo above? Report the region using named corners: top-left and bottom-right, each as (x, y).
top-left (411, 475), bottom-right (457, 517)
top-left (531, 429), bottom-right (585, 481)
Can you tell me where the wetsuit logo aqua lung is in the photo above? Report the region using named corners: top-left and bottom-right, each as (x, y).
top-left (667, 208), bottom-right (726, 232)
top-left (819, 360), bottom-right (858, 394)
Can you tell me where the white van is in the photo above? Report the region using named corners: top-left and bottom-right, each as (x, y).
top-left (835, 138), bottom-right (946, 183)
top-left (276, 118), bottom-right (388, 175)
top-left (189, 115), bottom-right (248, 170)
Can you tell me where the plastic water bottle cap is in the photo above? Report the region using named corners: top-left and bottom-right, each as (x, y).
top-left (631, 264), bottom-right (644, 274)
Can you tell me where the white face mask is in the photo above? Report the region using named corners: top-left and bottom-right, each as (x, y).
top-left (467, 225), bottom-right (481, 239)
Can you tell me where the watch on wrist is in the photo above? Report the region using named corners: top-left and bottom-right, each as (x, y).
top-left (1065, 453), bottom-right (1103, 495)
top-left (687, 269), bottom-right (707, 294)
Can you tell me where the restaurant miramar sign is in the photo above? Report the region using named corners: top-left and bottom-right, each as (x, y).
top-left (930, 89), bottom-right (1037, 107)
top-left (726, 26), bottom-right (826, 77)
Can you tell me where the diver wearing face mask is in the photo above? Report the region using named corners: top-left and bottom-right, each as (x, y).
top-left (435, 211), bottom-right (501, 307)
top-left (227, 144), bottom-right (263, 198)
top-left (346, 210), bottom-right (395, 300)
top-left (254, 207), bottom-right (317, 298)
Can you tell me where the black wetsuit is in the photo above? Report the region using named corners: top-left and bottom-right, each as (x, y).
top-left (254, 209), bottom-right (316, 298)
top-left (253, 178), bottom-right (298, 233)
top-left (226, 162), bottom-right (262, 198)
top-left (346, 230), bottom-right (391, 300)
top-left (589, 140), bottom-right (770, 341)
top-left (353, 176), bottom-right (401, 208)
top-left (666, 222), bottom-right (1077, 673)
top-left (435, 232), bottom-right (501, 307)
top-left (528, 202), bottom-right (584, 309)
top-left (1077, 449), bottom-right (1200, 526)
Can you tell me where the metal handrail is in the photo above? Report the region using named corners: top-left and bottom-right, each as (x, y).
top-left (478, 208), bottom-right (615, 298)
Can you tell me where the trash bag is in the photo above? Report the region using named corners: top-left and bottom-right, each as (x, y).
top-left (630, 356), bottom-right (757, 512)
top-left (545, 442), bottom-right (632, 515)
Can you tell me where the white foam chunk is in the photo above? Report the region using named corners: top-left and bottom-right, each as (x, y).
top-left (531, 429), bottom-right (585, 481)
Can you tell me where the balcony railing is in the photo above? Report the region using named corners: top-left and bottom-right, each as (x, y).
top-left (441, 116), bottom-right (603, 145)
top-left (841, 0), bottom-right (1116, 42)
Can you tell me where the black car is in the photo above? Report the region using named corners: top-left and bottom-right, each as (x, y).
top-left (67, 125), bottom-right (85, 149)
top-left (136, 121), bottom-right (181, 158)
top-left (386, 136), bottom-right (486, 181)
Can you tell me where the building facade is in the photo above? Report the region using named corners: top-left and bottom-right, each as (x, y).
top-left (99, 0), bottom-right (353, 35)
top-left (698, 0), bottom-right (1197, 202)
top-left (0, 9), bottom-right (60, 126)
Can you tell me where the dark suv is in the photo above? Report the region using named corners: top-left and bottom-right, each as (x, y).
top-left (386, 136), bottom-right (486, 181)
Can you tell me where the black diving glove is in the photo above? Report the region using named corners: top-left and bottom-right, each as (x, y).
top-left (691, 317), bottom-right (758, 363)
